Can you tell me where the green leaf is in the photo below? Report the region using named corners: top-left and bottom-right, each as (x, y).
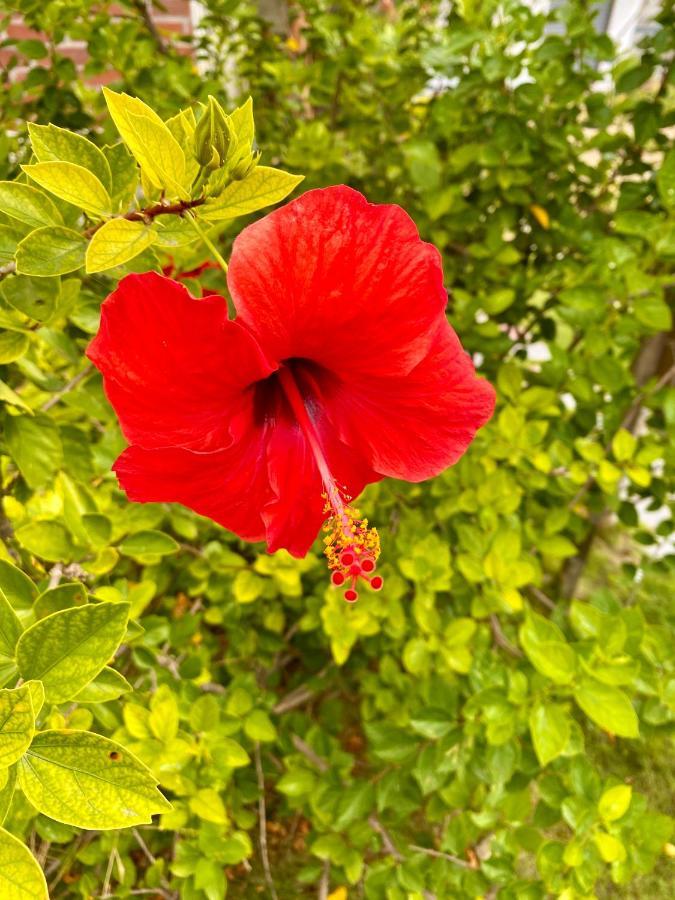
top-left (1, 273), bottom-right (60, 322)
top-left (26, 681), bottom-right (45, 717)
top-left (15, 521), bottom-right (74, 562)
top-left (201, 166), bottom-right (304, 220)
top-left (0, 225), bottom-right (23, 263)
top-left (574, 679), bottom-right (639, 738)
top-left (634, 293), bottom-right (672, 331)
top-left (593, 832), bottom-right (626, 863)
top-left (16, 226), bottom-right (86, 277)
top-left (611, 428), bottom-right (636, 462)
top-left (229, 96), bottom-right (255, 151)
top-left (28, 123), bottom-right (112, 192)
top-left (103, 143), bottom-right (139, 211)
top-left (656, 148), bottom-right (675, 210)
top-left (0, 827), bottom-right (48, 899)
top-left (103, 88), bottom-right (188, 196)
top-left (118, 530), bottom-right (179, 561)
top-left (72, 667), bottom-right (132, 704)
top-left (520, 613), bottom-right (577, 684)
top-left (0, 181), bottom-right (63, 228)
top-left (0, 588), bottom-right (23, 657)
top-left (4, 414), bottom-right (62, 489)
top-left (33, 582), bottom-right (88, 620)
top-left (598, 784), bottom-right (632, 822)
top-left (16, 601), bottom-right (130, 703)
top-left (233, 569), bottom-right (264, 604)
top-left (0, 331), bottom-right (29, 364)
top-left (22, 162), bottom-right (111, 216)
top-left (85, 219), bottom-right (157, 274)
top-left (529, 703), bottom-right (571, 766)
top-left (0, 379), bottom-right (32, 413)
top-left (0, 560), bottom-right (37, 610)
top-left (0, 766), bottom-right (16, 825)
top-left (0, 685), bottom-right (34, 767)
top-left (18, 730), bottom-right (171, 829)
top-left (243, 709), bottom-right (277, 742)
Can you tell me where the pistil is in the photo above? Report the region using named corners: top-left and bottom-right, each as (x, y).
top-left (277, 365), bottom-right (383, 602)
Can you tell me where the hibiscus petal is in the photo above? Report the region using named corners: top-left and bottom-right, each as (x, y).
top-left (312, 318), bottom-right (496, 482)
top-left (87, 272), bottom-right (275, 451)
top-left (259, 370), bottom-right (381, 557)
top-left (227, 185), bottom-right (447, 379)
top-left (114, 439), bottom-right (269, 544)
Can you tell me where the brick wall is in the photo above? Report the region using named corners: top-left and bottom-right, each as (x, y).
top-left (1, 1), bottom-right (197, 83)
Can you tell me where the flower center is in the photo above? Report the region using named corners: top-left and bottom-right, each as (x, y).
top-left (277, 363), bottom-right (383, 603)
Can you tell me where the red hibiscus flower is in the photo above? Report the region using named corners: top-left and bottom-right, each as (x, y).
top-left (87, 186), bottom-right (495, 601)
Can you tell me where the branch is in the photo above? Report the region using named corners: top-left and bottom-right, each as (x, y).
top-left (40, 364), bottom-right (93, 412)
top-left (291, 734), bottom-right (329, 772)
top-left (273, 684), bottom-right (315, 714)
top-left (132, 0), bottom-right (170, 55)
top-left (318, 860), bottom-right (329, 900)
top-left (369, 815), bottom-right (403, 861)
top-left (254, 744), bottom-right (278, 900)
top-left (83, 197), bottom-right (206, 240)
top-left (408, 844), bottom-right (476, 869)
top-left (489, 615), bottom-right (522, 657)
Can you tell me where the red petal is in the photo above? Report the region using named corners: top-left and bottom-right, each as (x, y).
top-left (254, 366), bottom-right (381, 557)
top-left (227, 186), bottom-right (446, 379)
top-left (87, 272), bottom-right (274, 452)
top-left (313, 319), bottom-right (496, 482)
top-left (114, 439), bottom-right (269, 544)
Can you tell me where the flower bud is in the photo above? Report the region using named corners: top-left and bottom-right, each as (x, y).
top-left (230, 149), bottom-right (261, 181)
top-left (194, 96), bottom-right (234, 170)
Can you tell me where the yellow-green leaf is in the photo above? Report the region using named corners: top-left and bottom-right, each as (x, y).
top-left (15, 226), bottom-right (86, 276)
top-left (16, 601), bottom-right (130, 703)
top-left (0, 331), bottom-right (29, 364)
top-left (611, 428), bottom-right (636, 462)
top-left (27, 123), bottom-right (112, 192)
top-left (0, 685), bottom-right (34, 767)
top-left (529, 702), bottom-right (571, 766)
top-left (0, 379), bottom-right (32, 413)
top-left (22, 162), bottom-right (111, 216)
top-left (201, 166), bottom-right (304, 220)
top-left (103, 87), bottom-right (187, 196)
top-left (594, 832), bottom-right (626, 863)
top-left (86, 218), bottom-right (157, 273)
top-left (0, 827), bottom-right (48, 900)
top-left (18, 730), bottom-right (171, 829)
top-left (599, 784), bottom-right (632, 822)
top-left (574, 679), bottom-right (639, 738)
top-left (0, 181), bottom-right (63, 228)
top-left (0, 587), bottom-right (23, 657)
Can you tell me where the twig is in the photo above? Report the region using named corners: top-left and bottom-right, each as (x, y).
top-left (41, 364), bottom-right (93, 412)
top-left (409, 844), bottom-right (475, 869)
top-left (254, 743), bottom-right (278, 900)
top-left (101, 835), bottom-right (118, 897)
top-left (132, 0), bottom-right (170, 55)
top-left (368, 815), bottom-right (403, 861)
top-left (489, 615), bottom-right (522, 657)
top-left (83, 197), bottom-right (206, 239)
top-left (48, 563), bottom-right (63, 590)
top-left (273, 684), bottom-right (315, 715)
top-left (318, 859), bottom-right (329, 900)
top-left (291, 734), bottom-right (329, 772)
top-left (526, 585), bottom-right (556, 611)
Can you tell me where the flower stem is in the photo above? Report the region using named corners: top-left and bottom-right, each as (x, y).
top-left (187, 214), bottom-right (229, 275)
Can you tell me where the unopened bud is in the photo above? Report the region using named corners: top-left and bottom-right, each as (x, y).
top-left (231, 150), bottom-right (261, 181)
top-left (194, 96), bottom-right (234, 170)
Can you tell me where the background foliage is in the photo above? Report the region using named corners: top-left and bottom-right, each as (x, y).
top-left (0, 1), bottom-right (673, 898)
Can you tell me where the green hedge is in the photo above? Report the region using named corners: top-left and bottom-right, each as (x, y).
top-left (0, 1), bottom-right (673, 898)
